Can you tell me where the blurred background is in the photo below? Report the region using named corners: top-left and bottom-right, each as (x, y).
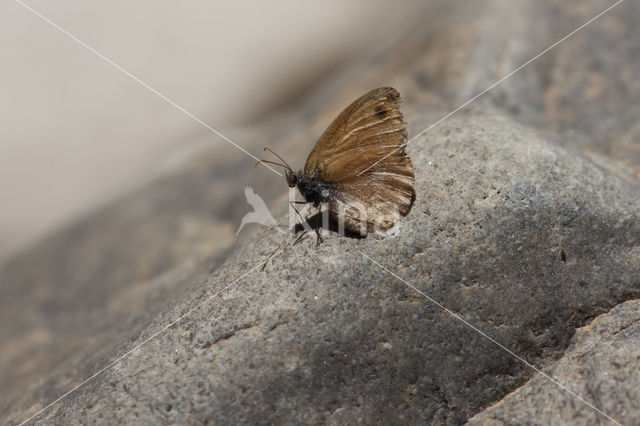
top-left (0, 0), bottom-right (428, 265)
top-left (4, 1), bottom-right (640, 423)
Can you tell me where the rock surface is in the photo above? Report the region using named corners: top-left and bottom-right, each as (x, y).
top-left (468, 299), bottom-right (640, 425)
top-left (2, 0), bottom-right (640, 424)
top-left (14, 115), bottom-right (640, 425)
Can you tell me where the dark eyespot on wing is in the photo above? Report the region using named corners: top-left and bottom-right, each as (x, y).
top-left (375, 105), bottom-right (387, 118)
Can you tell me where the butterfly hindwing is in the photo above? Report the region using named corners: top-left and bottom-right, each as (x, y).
top-left (329, 154), bottom-right (415, 235)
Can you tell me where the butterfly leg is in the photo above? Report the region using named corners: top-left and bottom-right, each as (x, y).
top-left (262, 231), bottom-right (306, 271)
top-left (289, 200), bottom-right (307, 224)
top-left (289, 201), bottom-right (323, 246)
top-left (261, 248), bottom-right (278, 271)
top-left (315, 204), bottom-right (324, 247)
top-left (292, 231), bottom-right (309, 246)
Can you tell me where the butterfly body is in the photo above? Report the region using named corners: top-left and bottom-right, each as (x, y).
top-left (288, 171), bottom-right (331, 207)
top-left (261, 87), bottom-right (415, 237)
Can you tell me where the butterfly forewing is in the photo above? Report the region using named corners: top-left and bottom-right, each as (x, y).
top-left (304, 87), bottom-right (408, 180)
top-left (304, 87), bottom-right (415, 235)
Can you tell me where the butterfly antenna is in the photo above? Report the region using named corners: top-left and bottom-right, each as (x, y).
top-left (254, 159), bottom-right (291, 172)
top-left (263, 147), bottom-right (293, 173)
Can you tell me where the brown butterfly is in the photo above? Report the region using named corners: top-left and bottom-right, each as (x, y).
top-left (257, 87), bottom-right (415, 237)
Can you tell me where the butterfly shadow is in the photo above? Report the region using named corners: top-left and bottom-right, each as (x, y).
top-left (293, 211), bottom-right (365, 241)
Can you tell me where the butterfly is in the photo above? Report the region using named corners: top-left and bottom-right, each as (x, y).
top-left (257, 87), bottom-right (415, 237)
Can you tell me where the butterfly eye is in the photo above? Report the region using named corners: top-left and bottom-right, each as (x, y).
top-left (286, 171), bottom-right (297, 187)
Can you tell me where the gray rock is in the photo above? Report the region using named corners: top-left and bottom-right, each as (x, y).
top-left (22, 114), bottom-right (640, 425)
top-left (468, 299), bottom-right (640, 425)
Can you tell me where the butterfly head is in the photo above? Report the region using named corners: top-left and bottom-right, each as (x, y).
top-left (285, 169), bottom-right (297, 188)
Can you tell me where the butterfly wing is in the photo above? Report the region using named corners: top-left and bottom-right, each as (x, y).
top-left (304, 87), bottom-right (415, 235)
top-left (328, 154), bottom-right (415, 235)
top-left (304, 87), bottom-right (408, 180)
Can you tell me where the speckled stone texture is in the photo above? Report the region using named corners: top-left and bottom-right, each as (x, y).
top-left (2, 0), bottom-right (640, 424)
top-left (17, 115), bottom-right (640, 425)
top-left (468, 299), bottom-right (640, 425)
